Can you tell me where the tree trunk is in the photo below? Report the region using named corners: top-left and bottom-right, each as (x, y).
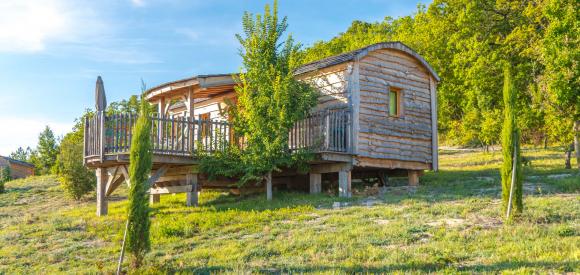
top-left (574, 120), bottom-right (580, 170)
top-left (565, 143), bottom-right (572, 169)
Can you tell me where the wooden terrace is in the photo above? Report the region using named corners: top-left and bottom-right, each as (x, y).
top-left (84, 108), bottom-right (352, 166)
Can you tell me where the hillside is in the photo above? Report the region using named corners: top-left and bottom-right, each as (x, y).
top-left (0, 148), bottom-right (578, 273)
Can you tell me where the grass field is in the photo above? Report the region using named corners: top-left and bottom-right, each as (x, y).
top-left (0, 148), bottom-right (578, 274)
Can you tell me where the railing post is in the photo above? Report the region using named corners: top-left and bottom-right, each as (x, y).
top-left (324, 110), bottom-right (330, 151)
top-left (346, 110), bottom-right (352, 153)
top-left (188, 117), bottom-right (194, 155)
top-left (83, 116), bottom-right (88, 164)
top-left (99, 111), bottom-right (105, 163)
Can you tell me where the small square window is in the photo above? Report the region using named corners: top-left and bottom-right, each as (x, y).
top-left (389, 88), bottom-right (400, 116)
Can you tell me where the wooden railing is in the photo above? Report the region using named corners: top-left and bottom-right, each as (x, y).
top-left (289, 109), bottom-right (351, 153)
top-left (84, 109), bottom-right (351, 161)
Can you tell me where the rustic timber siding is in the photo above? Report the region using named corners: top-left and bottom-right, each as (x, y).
top-left (357, 48), bottom-right (433, 164)
top-left (299, 64), bottom-right (350, 112)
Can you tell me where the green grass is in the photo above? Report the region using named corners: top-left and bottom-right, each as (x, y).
top-left (0, 148), bottom-right (578, 274)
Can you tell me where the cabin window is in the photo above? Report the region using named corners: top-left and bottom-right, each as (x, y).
top-left (388, 88), bottom-right (401, 117)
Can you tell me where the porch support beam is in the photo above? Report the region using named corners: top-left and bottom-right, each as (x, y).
top-left (150, 194), bottom-right (160, 204)
top-left (338, 167), bottom-right (352, 198)
top-left (309, 173), bottom-right (322, 194)
top-left (96, 168), bottom-right (108, 216)
top-left (186, 173), bottom-right (199, 206)
top-left (408, 170), bottom-right (420, 186)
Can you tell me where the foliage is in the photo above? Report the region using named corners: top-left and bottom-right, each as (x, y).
top-left (500, 65), bottom-right (523, 216)
top-left (53, 111), bottom-right (96, 200)
top-left (199, 1), bottom-right (318, 184)
top-left (29, 126), bottom-right (59, 175)
top-left (107, 95), bottom-right (140, 115)
top-left (302, 0), bottom-right (579, 151)
top-left (0, 165), bottom-right (10, 193)
top-left (126, 95), bottom-right (153, 268)
top-left (9, 147), bottom-right (33, 162)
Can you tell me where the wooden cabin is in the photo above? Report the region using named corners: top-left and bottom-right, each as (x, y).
top-left (0, 156), bottom-right (35, 179)
top-left (84, 42), bottom-right (439, 216)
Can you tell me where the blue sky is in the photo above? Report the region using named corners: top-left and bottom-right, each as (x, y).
top-left (0, 0), bottom-right (428, 155)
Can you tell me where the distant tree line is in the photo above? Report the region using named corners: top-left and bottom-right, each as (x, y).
top-left (9, 95), bottom-right (142, 199)
top-left (303, 0), bottom-right (578, 162)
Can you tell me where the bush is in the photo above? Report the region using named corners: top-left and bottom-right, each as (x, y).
top-left (0, 166), bottom-right (11, 193)
top-left (54, 125), bottom-right (95, 200)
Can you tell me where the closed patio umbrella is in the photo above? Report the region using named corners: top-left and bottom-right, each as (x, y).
top-left (95, 76), bottom-right (107, 112)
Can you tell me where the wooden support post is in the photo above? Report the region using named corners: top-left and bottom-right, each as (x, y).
top-left (266, 172), bottom-right (272, 201)
top-left (186, 173), bottom-right (199, 207)
top-left (96, 168), bottom-right (108, 216)
top-left (408, 170), bottom-right (420, 186)
top-left (338, 169), bottom-right (352, 198)
top-left (309, 173), bottom-right (322, 194)
top-left (150, 194), bottom-right (160, 204)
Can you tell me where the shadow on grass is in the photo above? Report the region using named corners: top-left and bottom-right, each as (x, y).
top-left (151, 167), bottom-right (577, 213)
top-left (167, 260), bottom-right (577, 274)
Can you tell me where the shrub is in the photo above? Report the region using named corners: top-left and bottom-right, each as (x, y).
top-left (54, 118), bottom-right (96, 200)
top-left (0, 166), bottom-right (11, 193)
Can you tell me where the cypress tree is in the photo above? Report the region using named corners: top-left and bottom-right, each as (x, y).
top-left (126, 95), bottom-right (153, 268)
top-left (501, 64), bottom-right (523, 216)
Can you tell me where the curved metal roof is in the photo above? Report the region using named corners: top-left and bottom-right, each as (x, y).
top-left (295, 41), bottom-right (440, 81)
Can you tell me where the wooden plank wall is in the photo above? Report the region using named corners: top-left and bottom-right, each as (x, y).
top-left (357, 49), bottom-right (433, 165)
top-left (302, 64), bottom-right (350, 111)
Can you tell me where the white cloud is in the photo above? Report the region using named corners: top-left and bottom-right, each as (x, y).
top-left (131, 0), bottom-right (146, 7)
top-left (0, 117), bottom-right (73, 155)
top-left (0, 0), bottom-right (90, 53)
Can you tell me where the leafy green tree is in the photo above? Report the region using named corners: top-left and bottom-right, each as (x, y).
top-left (200, 0), bottom-right (318, 184)
top-left (301, 0), bottom-right (576, 154)
top-left (501, 64), bottom-right (523, 216)
top-left (107, 95), bottom-right (141, 115)
top-left (32, 126), bottom-right (59, 175)
top-left (126, 95), bottom-right (153, 269)
top-left (0, 166), bottom-right (11, 193)
top-left (9, 147), bottom-right (32, 162)
top-left (541, 0), bottom-right (579, 169)
top-left (53, 112), bottom-right (96, 200)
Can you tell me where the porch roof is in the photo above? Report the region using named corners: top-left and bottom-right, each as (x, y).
top-left (144, 73), bottom-right (237, 102)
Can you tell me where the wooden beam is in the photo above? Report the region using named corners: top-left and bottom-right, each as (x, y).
top-left (186, 173), bottom-right (199, 206)
top-left (104, 166), bottom-right (119, 196)
top-left (119, 165), bottom-right (130, 188)
top-left (96, 168), bottom-right (108, 216)
top-left (351, 61), bottom-right (360, 154)
top-left (150, 185), bottom-right (193, 195)
top-left (309, 173), bottom-right (322, 194)
top-left (150, 194), bottom-right (160, 204)
top-left (408, 170), bottom-right (420, 186)
top-left (147, 165), bottom-right (170, 187)
top-left (311, 163), bottom-right (352, 174)
top-left (429, 76), bottom-right (439, 171)
top-left (338, 168), bottom-right (352, 198)
top-left (106, 174), bottom-right (126, 196)
top-left (354, 156), bottom-right (430, 170)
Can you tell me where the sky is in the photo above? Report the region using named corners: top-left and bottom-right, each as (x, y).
top-left (0, 0), bottom-right (428, 155)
